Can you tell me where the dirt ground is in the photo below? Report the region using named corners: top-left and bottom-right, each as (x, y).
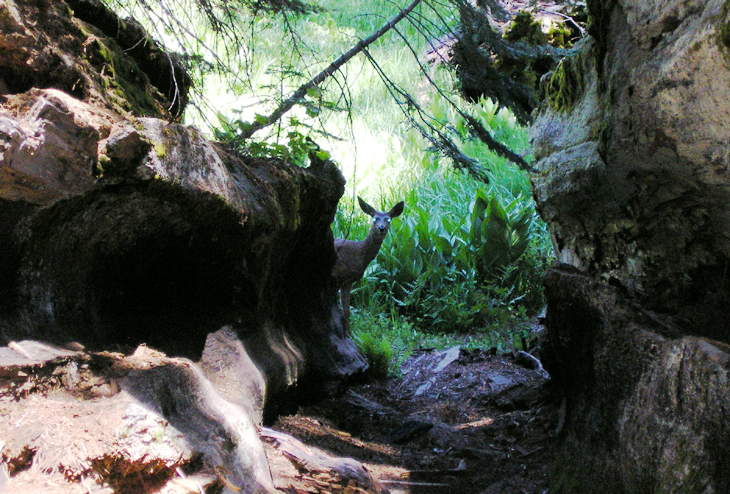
top-left (0, 337), bottom-right (556, 494)
top-left (267, 344), bottom-right (557, 494)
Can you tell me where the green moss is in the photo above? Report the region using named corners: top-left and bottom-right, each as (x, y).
top-left (718, 18), bottom-right (730, 53)
top-left (78, 25), bottom-right (164, 117)
top-left (151, 425), bottom-right (165, 442)
top-left (95, 155), bottom-right (110, 177)
top-left (548, 24), bottom-right (573, 48)
top-left (505, 10), bottom-right (579, 49)
top-left (716, 5), bottom-right (730, 65)
top-left (523, 67), bottom-right (538, 88)
top-left (585, 0), bottom-right (611, 73)
top-left (153, 141), bottom-right (167, 158)
top-left (106, 52), bottom-right (162, 116)
top-left (542, 53), bottom-right (586, 113)
top-left (91, 38), bottom-right (112, 64)
top-left (505, 11), bottom-right (548, 46)
top-left (0, 5), bottom-right (14, 25)
top-left (690, 40), bottom-right (705, 53)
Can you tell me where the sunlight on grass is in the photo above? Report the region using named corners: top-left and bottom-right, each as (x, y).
top-left (181, 0), bottom-right (459, 182)
top-left (351, 308), bottom-right (534, 377)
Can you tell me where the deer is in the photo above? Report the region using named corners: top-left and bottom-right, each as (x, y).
top-left (333, 197), bottom-right (404, 333)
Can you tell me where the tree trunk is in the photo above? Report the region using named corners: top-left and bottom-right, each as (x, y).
top-left (530, 0), bottom-right (730, 491)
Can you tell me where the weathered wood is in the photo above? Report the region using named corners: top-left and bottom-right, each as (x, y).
top-left (0, 344), bottom-right (278, 493)
top-left (343, 390), bottom-right (396, 416)
top-left (543, 266), bottom-right (730, 492)
top-left (260, 428), bottom-right (388, 494)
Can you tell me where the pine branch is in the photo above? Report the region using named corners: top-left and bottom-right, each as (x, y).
top-left (389, 22), bottom-right (535, 174)
top-left (359, 48), bottom-right (488, 182)
top-left (238, 0), bottom-right (425, 140)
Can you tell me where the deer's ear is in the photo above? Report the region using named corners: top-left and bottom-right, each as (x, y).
top-left (358, 196), bottom-right (377, 216)
top-left (389, 201), bottom-right (405, 218)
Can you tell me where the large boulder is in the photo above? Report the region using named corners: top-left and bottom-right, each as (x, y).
top-left (530, 0), bottom-right (730, 491)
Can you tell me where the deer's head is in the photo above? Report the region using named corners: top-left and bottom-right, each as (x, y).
top-left (358, 196), bottom-right (404, 239)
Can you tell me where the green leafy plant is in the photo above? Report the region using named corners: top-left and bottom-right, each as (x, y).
top-left (213, 114), bottom-right (330, 167)
top-left (467, 189), bottom-right (532, 282)
top-left (353, 330), bottom-right (394, 380)
top-left (340, 181), bottom-right (549, 335)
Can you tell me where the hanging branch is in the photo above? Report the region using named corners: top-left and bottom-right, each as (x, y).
top-left (359, 48), bottom-right (488, 182)
top-left (238, 0), bottom-right (424, 140)
top-left (107, 0), bottom-right (538, 175)
top-left (389, 19), bottom-right (536, 174)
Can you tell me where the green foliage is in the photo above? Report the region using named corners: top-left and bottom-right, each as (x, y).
top-left (505, 11), bottom-right (548, 46)
top-left (334, 88), bottom-right (553, 338)
top-left (369, 188), bottom-right (546, 334)
top-left (214, 113), bottom-right (329, 166)
top-left (469, 190), bottom-right (532, 278)
top-left (428, 89), bottom-right (531, 196)
top-left (350, 310), bottom-right (501, 377)
top-left (353, 330), bottom-right (393, 380)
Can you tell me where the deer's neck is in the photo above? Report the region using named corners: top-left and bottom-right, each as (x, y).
top-left (362, 229), bottom-right (386, 263)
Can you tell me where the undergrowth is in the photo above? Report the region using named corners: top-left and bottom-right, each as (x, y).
top-left (334, 90), bottom-right (553, 377)
top-left (351, 308), bottom-right (539, 379)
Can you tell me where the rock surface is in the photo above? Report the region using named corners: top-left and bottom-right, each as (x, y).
top-left (0, 0), bottom-right (366, 491)
top-left (530, 0), bottom-right (730, 491)
top-left (0, 0), bottom-right (188, 118)
top-left (543, 266), bottom-right (730, 493)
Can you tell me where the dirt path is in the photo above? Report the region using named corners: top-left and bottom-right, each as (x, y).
top-left (267, 346), bottom-right (557, 494)
top-left (0, 341), bottom-right (556, 493)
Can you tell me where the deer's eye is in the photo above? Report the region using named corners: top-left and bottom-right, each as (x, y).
top-left (372, 217), bottom-right (378, 223)
top-left (386, 218), bottom-right (391, 223)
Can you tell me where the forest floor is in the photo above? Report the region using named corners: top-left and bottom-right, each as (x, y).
top-left (266, 339), bottom-right (558, 494)
top-left (0, 329), bottom-right (557, 494)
